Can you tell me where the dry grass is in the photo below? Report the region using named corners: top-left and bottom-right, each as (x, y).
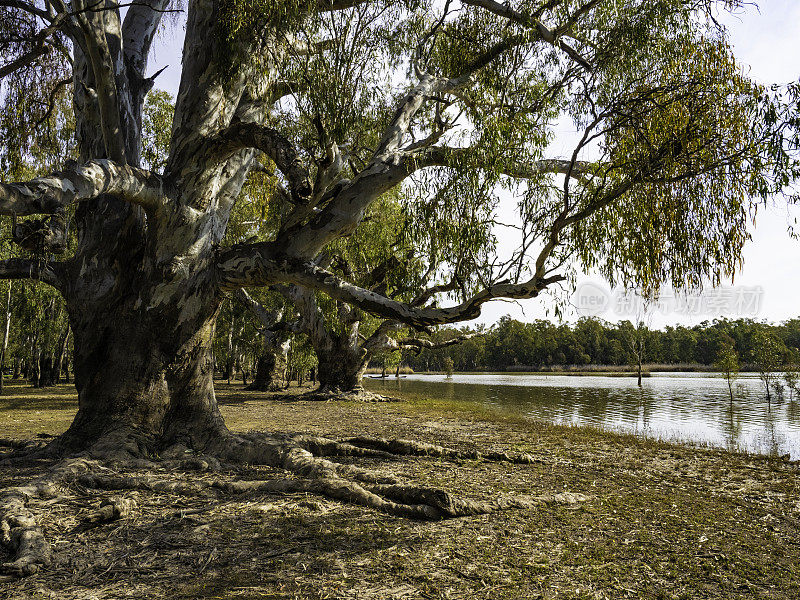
top-left (1, 380), bottom-right (798, 599)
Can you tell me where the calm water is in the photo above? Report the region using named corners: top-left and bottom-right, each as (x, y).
top-left (364, 372), bottom-right (800, 459)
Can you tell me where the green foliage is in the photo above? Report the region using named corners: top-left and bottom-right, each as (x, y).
top-left (783, 365), bottom-right (800, 401)
top-left (714, 340), bottom-right (739, 401)
top-left (442, 355), bottom-right (454, 378)
top-left (141, 90), bottom-right (175, 172)
top-left (573, 38), bottom-right (766, 295)
top-left (213, 0), bottom-right (795, 313)
top-left (286, 334), bottom-right (316, 377)
top-left (752, 329), bottom-right (787, 399)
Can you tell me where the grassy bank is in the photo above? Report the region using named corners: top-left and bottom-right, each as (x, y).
top-left (1, 381), bottom-right (798, 599)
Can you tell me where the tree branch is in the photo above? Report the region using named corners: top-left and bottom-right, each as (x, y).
top-left (0, 44), bottom-right (50, 79)
top-left (72, 0), bottom-right (128, 163)
top-left (216, 247), bottom-right (563, 328)
top-left (0, 160), bottom-right (164, 215)
top-left (0, 8), bottom-right (71, 80)
top-left (396, 332), bottom-right (479, 352)
top-left (412, 147), bottom-right (592, 180)
top-left (363, 323), bottom-right (480, 354)
top-left (122, 0), bottom-right (170, 97)
top-left (235, 288), bottom-right (284, 328)
top-left (461, 0), bottom-right (592, 70)
top-left (316, 0), bottom-right (372, 12)
top-left (210, 122), bottom-right (312, 203)
top-left (0, 258), bottom-right (63, 290)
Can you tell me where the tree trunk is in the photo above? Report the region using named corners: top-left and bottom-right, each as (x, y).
top-left (248, 338), bottom-right (290, 391)
top-left (316, 340), bottom-right (370, 395)
top-left (52, 325), bottom-right (70, 385)
top-left (39, 354), bottom-right (53, 388)
top-left (0, 281), bottom-right (10, 394)
top-left (56, 292), bottom-right (226, 455)
top-left (31, 345), bottom-right (41, 388)
top-left (225, 313), bottom-right (236, 384)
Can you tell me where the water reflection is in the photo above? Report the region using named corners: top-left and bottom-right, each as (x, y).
top-left (364, 372), bottom-right (800, 459)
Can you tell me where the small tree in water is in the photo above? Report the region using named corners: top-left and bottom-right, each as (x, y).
top-left (443, 356), bottom-right (455, 379)
top-left (715, 341), bottom-right (739, 404)
top-left (784, 366), bottom-right (800, 401)
top-left (752, 330), bottom-right (786, 406)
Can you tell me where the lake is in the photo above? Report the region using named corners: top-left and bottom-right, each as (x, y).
top-left (363, 372), bottom-right (800, 459)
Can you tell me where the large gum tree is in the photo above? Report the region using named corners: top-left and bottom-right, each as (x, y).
top-left (0, 0), bottom-right (794, 576)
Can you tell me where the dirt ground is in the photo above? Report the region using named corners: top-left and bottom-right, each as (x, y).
top-left (1, 380), bottom-right (799, 599)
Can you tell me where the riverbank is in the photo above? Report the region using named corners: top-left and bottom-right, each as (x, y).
top-left (371, 364), bottom-right (771, 375)
top-left (1, 382), bottom-right (799, 599)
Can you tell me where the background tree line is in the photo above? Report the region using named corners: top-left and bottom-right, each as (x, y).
top-left (7, 294), bottom-right (800, 389)
top-left (402, 316), bottom-right (800, 373)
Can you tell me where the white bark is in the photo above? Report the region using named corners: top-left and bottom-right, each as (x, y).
top-left (0, 160), bottom-right (164, 215)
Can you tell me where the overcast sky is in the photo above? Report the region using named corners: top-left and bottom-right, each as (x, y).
top-left (148, 2), bottom-right (800, 329)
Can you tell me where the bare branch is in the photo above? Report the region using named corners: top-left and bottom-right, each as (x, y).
top-left (0, 44), bottom-right (50, 79)
top-left (411, 276), bottom-right (460, 307)
top-left (235, 288), bottom-right (284, 328)
top-left (122, 0), bottom-right (170, 85)
top-left (397, 332), bottom-right (480, 352)
top-left (0, 8), bottom-right (71, 80)
top-left (316, 0), bottom-right (372, 12)
top-left (72, 0), bottom-right (127, 163)
top-left (364, 326), bottom-right (480, 354)
top-left (0, 0), bottom-right (52, 21)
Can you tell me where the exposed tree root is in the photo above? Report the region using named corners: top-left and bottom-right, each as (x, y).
top-left (341, 435), bottom-right (540, 464)
top-left (199, 431), bottom-right (574, 520)
top-left (300, 386), bottom-right (398, 403)
top-left (0, 458), bottom-right (97, 576)
top-left (1, 429), bottom-right (586, 580)
top-left (0, 437), bottom-right (53, 462)
top-left (245, 381), bottom-right (285, 392)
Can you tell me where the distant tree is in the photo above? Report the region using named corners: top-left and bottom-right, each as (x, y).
top-left (619, 317), bottom-right (648, 386)
top-left (784, 369), bottom-right (800, 401)
top-left (783, 352), bottom-right (800, 401)
top-left (752, 330), bottom-right (786, 404)
top-left (443, 356), bottom-right (454, 379)
top-left (714, 341), bottom-right (739, 404)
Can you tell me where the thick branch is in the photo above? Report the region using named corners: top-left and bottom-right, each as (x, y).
top-left (0, 8), bottom-right (71, 80)
top-left (316, 0), bottom-right (371, 12)
top-left (73, 0), bottom-right (127, 163)
top-left (122, 0), bottom-right (169, 83)
top-left (216, 248), bottom-right (563, 328)
top-left (0, 45), bottom-right (50, 80)
top-left (0, 160), bottom-right (163, 215)
top-left (235, 288), bottom-right (284, 328)
top-left (363, 322), bottom-right (479, 354)
top-left (0, 258), bottom-right (63, 290)
top-left (211, 122), bottom-right (312, 203)
top-left (397, 332), bottom-right (479, 352)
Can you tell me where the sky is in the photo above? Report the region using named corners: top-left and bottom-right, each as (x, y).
top-left (145, 1), bottom-right (800, 329)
